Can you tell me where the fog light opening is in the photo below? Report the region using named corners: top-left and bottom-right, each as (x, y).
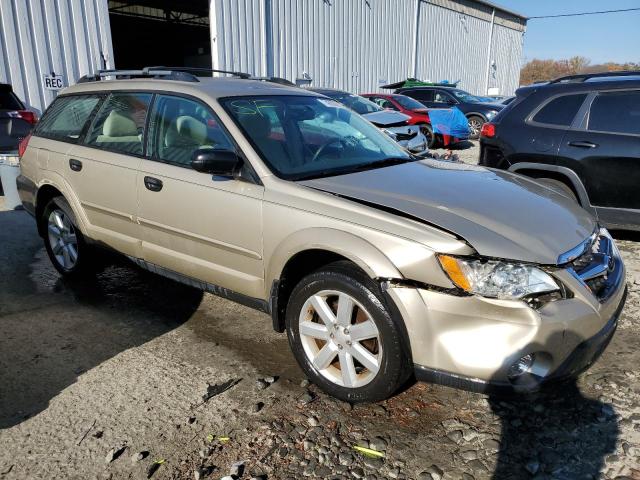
top-left (508, 353), bottom-right (536, 379)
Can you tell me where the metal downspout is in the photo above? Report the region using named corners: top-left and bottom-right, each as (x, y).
top-left (484, 7), bottom-right (495, 95)
top-left (411, 0), bottom-right (421, 78)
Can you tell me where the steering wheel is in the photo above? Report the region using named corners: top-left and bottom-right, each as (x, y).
top-left (311, 137), bottom-right (359, 163)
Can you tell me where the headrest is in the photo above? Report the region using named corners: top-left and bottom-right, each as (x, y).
top-left (102, 110), bottom-right (138, 137)
top-left (165, 115), bottom-right (207, 147)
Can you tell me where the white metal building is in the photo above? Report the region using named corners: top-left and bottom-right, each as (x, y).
top-left (0, 0), bottom-right (526, 115)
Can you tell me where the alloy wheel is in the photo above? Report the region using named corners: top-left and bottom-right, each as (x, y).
top-left (298, 290), bottom-right (382, 388)
top-left (468, 118), bottom-right (483, 137)
top-left (47, 209), bottom-right (79, 270)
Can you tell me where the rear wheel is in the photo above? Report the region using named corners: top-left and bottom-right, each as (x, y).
top-left (467, 115), bottom-right (484, 139)
top-left (40, 197), bottom-right (95, 277)
top-left (285, 261), bottom-right (410, 403)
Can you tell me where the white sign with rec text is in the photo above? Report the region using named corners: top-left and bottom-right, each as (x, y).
top-left (43, 73), bottom-right (64, 90)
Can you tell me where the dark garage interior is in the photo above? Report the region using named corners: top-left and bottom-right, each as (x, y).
top-left (108, 0), bottom-right (211, 70)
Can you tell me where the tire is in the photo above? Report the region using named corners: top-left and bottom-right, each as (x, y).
top-left (467, 115), bottom-right (484, 139)
top-left (40, 196), bottom-right (95, 277)
top-left (536, 178), bottom-right (578, 202)
top-left (419, 123), bottom-right (439, 149)
top-left (285, 261), bottom-right (410, 403)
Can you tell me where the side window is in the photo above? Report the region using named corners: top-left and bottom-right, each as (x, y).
top-left (85, 92), bottom-right (152, 155)
top-left (378, 98), bottom-right (398, 110)
top-left (588, 91), bottom-right (640, 135)
top-left (407, 89), bottom-right (433, 102)
top-left (148, 95), bottom-right (234, 166)
top-left (433, 91), bottom-right (452, 104)
top-left (531, 94), bottom-right (587, 126)
top-left (35, 95), bottom-right (101, 143)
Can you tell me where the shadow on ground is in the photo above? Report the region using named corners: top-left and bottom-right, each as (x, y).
top-left (0, 209), bottom-right (203, 429)
top-left (488, 330), bottom-right (619, 479)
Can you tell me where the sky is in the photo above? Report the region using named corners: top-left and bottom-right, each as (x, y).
top-left (493, 0), bottom-right (640, 64)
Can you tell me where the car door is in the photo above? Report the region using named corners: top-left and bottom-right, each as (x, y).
top-left (524, 92), bottom-right (589, 168)
top-left (65, 92), bottom-right (152, 257)
top-left (559, 89), bottom-right (640, 214)
top-left (137, 93), bottom-right (264, 299)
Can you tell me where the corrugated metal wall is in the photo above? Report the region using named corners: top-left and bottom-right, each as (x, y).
top-left (211, 0), bottom-right (526, 96)
top-left (212, 0), bottom-right (418, 94)
top-left (0, 0), bottom-right (113, 114)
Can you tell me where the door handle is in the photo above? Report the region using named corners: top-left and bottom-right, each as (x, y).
top-left (144, 176), bottom-right (163, 192)
top-left (568, 141), bottom-right (598, 149)
top-left (69, 159), bottom-right (83, 171)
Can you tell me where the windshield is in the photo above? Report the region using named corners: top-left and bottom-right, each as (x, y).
top-left (221, 95), bottom-right (412, 180)
top-left (320, 92), bottom-right (382, 115)
top-left (450, 89), bottom-right (482, 103)
top-left (394, 95), bottom-right (426, 110)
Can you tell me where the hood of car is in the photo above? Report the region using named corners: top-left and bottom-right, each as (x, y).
top-left (300, 159), bottom-right (596, 265)
top-left (473, 102), bottom-right (504, 110)
top-left (361, 110), bottom-right (410, 126)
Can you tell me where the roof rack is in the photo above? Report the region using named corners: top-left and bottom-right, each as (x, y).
top-left (78, 66), bottom-right (251, 83)
top-left (550, 70), bottom-right (640, 84)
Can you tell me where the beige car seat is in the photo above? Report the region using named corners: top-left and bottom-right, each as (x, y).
top-left (96, 110), bottom-right (141, 145)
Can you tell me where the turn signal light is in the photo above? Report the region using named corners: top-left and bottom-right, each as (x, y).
top-left (480, 122), bottom-right (496, 138)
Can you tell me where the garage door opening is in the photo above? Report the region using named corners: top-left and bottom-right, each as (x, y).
top-left (108, 0), bottom-right (211, 70)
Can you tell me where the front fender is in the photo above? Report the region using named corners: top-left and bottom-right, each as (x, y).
top-left (265, 227), bottom-right (402, 294)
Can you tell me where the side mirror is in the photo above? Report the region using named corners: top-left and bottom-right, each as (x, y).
top-left (191, 149), bottom-right (241, 176)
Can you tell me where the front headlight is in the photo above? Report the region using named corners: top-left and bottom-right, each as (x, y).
top-left (437, 254), bottom-right (560, 300)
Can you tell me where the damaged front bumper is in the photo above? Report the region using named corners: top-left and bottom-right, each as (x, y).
top-left (382, 125), bottom-right (429, 156)
top-left (383, 239), bottom-right (627, 394)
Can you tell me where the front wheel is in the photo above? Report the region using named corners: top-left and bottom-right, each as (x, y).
top-left (41, 197), bottom-right (95, 277)
top-left (419, 123), bottom-right (439, 149)
top-left (285, 261), bottom-right (410, 403)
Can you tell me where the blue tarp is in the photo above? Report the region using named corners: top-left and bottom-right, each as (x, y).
top-left (428, 107), bottom-right (470, 138)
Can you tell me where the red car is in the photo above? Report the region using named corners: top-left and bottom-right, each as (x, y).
top-left (361, 92), bottom-right (462, 148)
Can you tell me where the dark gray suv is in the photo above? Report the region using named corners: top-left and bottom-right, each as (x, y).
top-left (396, 86), bottom-right (504, 138)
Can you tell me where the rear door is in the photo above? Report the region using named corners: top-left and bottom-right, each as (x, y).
top-left (523, 92), bottom-right (589, 167)
top-left (65, 92), bottom-right (152, 256)
top-left (559, 89), bottom-right (640, 215)
top-left (137, 94), bottom-right (264, 298)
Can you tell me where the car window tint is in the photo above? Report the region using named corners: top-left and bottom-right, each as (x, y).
top-left (588, 91), bottom-right (640, 135)
top-left (0, 90), bottom-right (23, 110)
top-left (407, 90), bottom-right (433, 102)
top-left (532, 94), bottom-right (587, 126)
top-left (35, 95), bottom-right (101, 143)
top-left (148, 95), bottom-right (233, 166)
top-left (371, 97), bottom-right (396, 110)
top-left (85, 93), bottom-right (151, 155)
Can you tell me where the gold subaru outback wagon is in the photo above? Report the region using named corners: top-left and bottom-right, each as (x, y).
top-left (16, 69), bottom-right (626, 402)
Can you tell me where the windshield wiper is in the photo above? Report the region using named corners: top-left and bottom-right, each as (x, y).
top-left (293, 156), bottom-right (416, 181)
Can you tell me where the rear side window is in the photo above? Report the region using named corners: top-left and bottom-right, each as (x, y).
top-left (405, 89), bottom-right (433, 102)
top-left (35, 95), bottom-right (101, 142)
top-left (85, 92), bottom-right (152, 155)
top-left (588, 91), bottom-right (640, 135)
top-left (147, 95), bottom-right (233, 167)
top-left (0, 89), bottom-right (23, 110)
top-left (531, 93), bottom-right (587, 126)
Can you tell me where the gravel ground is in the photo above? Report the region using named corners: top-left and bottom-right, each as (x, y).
top-left (0, 156), bottom-right (639, 480)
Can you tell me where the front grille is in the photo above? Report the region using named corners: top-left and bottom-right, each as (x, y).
top-left (568, 231), bottom-right (621, 303)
